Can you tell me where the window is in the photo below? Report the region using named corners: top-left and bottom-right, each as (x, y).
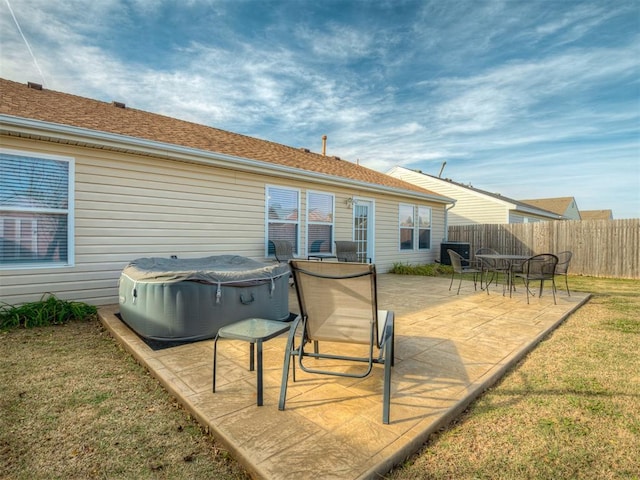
top-left (399, 204), bottom-right (414, 250)
top-left (399, 204), bottom-right (432, 251)
top-left (306, 192), bottom-right (334, 254)
top-left (266, 186), bottom-right (299, 256)
top-left (418, 206), bottom-right (431, 249)
top-left (1, 149), bottom-right (74, 268)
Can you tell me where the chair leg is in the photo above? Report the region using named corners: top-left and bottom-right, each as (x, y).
top-left (386, 314), bottom-right (395, 368)
top-left (449, 271), bottom-right (454, 291)
top-left (278, 317), bottom-right (301, 411)
top-left (457, 274), bottom-right (462, 295)
top-left (212, 334), bottom-right (220, 393)
top-left (382, 330), bottom-right (393, 424)
top-left (484, 270), bottom-right (490, 295)
top-left (564, 275), bottom-right (570, 296)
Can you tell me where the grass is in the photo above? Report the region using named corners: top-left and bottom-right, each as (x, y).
top-left (386, 274), bottom-right (640, 480)
top-left (1, 274), bottom-right (638, 479)
top-left (0, 321), bottom-right (248, 479)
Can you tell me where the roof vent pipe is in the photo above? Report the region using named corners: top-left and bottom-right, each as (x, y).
top-left (322, 135), bottom-right (327, 156)
top-left (438, 161), bottom-right (447, 178)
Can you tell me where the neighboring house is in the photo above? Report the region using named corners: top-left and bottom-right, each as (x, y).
top-left (0, 79), bottom-right (454, 305)
top-left (579, 209), bottom-right (613, 220)
top-left (386, 166), bottom-right (563, 226)
top-left (519, 197), bottom-right (581, 220)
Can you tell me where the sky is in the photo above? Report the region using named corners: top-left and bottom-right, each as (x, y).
top-left (1, 0), bottom-right (639, 219)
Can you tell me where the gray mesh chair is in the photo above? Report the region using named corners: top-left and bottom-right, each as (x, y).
top-left (269, 240), bottom-right (295, 263)
top-left (555, 251), bottom-right (573, 296)
top-left (448, 249), bottom-right (482, 294)
top-left (279, 260), bottom-right (395, 424)
top-left (335, 241), bottom-right (370, 263)
top-left (335, 241), bottom-right (359, 262)
top-left (513, 254), bottom-right (559, 304)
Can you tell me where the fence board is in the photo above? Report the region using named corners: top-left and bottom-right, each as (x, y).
top-left (448, 219), bottom-right (640, 279)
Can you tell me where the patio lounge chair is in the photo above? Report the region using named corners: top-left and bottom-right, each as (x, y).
top-left (512, 254), bottom-right (559, 304)
top-left (279, 260), bottom-right (395, 424)
top-left (448, 249), bottom-right (482, 294)
top-left (555, 251), bottom-right (573, 296)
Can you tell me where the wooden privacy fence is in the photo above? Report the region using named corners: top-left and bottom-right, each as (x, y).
top-left (448, 219), bottom-right (640, 279)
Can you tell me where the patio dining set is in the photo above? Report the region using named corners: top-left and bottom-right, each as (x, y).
top-left (447, 247), bottom-right (573, 305)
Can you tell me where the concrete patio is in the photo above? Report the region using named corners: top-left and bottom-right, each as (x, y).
top-left (99, 274), bottom-right (589, 479)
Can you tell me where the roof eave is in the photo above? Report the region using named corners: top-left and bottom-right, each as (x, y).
top-left (1, 114), bottom-right (453, 205)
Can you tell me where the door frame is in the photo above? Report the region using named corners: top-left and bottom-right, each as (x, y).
top-left (352, 197), bottom-right (374, 263)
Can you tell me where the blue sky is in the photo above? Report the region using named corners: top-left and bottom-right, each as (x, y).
top-left (2, 0), bottom-right (639, 218)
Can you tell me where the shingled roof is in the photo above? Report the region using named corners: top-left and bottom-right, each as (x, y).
top-left (581, 209), bottom-right (613, 220)
top-left (0, 78), bottom-right (447, 201)
top-left (519, 197), bottom-right (576, 217)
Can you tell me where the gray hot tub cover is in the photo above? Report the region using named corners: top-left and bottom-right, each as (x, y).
top-left (121, 255), bottom-right (290, 285)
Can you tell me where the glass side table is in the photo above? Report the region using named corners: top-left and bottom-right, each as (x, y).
top-left (213, 317), bottom-right (294, 406)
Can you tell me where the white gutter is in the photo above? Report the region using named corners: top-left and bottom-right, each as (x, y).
top-left (1, 114), bottom-right (453, 205)
top-left (510, 202), bottom-right (563, 219)
top-left (444, 200), bottom-right (457, 241)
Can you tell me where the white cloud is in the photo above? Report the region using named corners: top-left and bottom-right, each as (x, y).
top-left (1, 0), bottom-right (638, 218)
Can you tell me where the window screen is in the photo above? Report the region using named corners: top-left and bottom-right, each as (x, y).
top-left (1, 151), bottom-right (73, 267)
top-left (266, 186), bottom-right (299, 255)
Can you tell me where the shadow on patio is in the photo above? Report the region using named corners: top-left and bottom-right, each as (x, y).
top-left (99, 274), bottom-right (589, 480)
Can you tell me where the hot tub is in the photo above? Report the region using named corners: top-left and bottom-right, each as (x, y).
top-left (118, 255), bottom-right (290, 341)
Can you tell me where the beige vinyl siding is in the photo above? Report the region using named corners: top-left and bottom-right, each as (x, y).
top-left (1, 137), bottom-right (448, 306)
top-left (372, 199), bottom-right (445, 267)
top-left (387, 167), bottom-right (511, 225)
top-left (509, 212), bottom-right (547, 223)
top-left (445, 189), bottom-right (507, 225)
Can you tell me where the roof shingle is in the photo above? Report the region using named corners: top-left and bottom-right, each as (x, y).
top-left (0, 78), bottom-right (443, 199)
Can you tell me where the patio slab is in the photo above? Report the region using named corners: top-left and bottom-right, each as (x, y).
top-left (99, 274), bottom-right (589, 479)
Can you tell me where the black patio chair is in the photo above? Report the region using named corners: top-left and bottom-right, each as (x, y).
top-left (475, 247), bottom-right (508, 291)
top-left (555, 251), bottom-right (573, 296)
top-left (448, 249), bottom-right (482, 295)
top-left (512, 253), bottom-right (559, 304)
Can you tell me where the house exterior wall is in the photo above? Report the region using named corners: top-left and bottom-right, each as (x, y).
top-left (387, 167), bottom-right (511, 225)
top-left (564, 200), bottom-right (581, 220)
top-left (509, 212), bottom-right (548, 223)
top-left (1, 136), bottom-right (446, 306)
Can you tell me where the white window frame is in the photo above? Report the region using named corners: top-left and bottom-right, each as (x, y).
top-left (305, 190), bottom-right (335, 255)
top-left (399, 204), bottom-right (432, 251)
top-left (417, 206), bottom-right (432, 250)
top-left (265, 185), bottom-right (300, 257)
top-left (0, 148), bottom-right (75, 269)
top-left (399, 203), bottom-right (415, 251)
